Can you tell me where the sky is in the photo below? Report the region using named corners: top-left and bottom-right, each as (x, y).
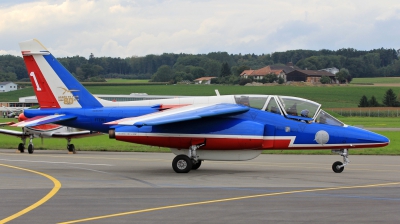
top-left (0, 0), bottom-right (399, 58)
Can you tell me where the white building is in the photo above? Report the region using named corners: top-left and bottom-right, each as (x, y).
top-left (0, 82), bottom-right (18, 92)
top-left (319, 67), bottom-right (339, 75)
top-left (193, 77), bottom-right (217, 84)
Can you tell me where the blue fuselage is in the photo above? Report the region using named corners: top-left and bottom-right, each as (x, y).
top-left (24, 106), bottom-right (389, 150)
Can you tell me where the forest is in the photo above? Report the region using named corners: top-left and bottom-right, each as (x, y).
top-left (1, 48), bottom-right (399, 84)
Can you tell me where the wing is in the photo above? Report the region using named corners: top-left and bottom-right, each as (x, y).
top-left (51, 130), bottom-right (102, 138)
top-left (0, 122), bottom-right (15, 126)
top-left (11, 115), bottom-right (76, 127)
top-left (0, 128), bottom-right (27, 137)
top-left (106, 103), bottom-right (249, 127)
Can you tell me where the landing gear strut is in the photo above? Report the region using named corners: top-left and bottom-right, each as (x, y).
top-left (27, 135), bottom-right (34, 154)
top-left (18, 137), bottom-right (26, 153)
top-left (67, 138), bottom-right (76, 153)
top-left (331, 149), bottom-right (350, 173)
top-left (172, 143), bottom-right (204, 173)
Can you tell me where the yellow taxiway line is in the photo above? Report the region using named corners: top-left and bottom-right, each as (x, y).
top-left (0, 163), bottom-right (61, 224)
top-left (59, 182), bottom-right (400, 224)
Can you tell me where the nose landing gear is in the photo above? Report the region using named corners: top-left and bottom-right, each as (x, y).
top-left (331, 149), bottom-right (350, 173)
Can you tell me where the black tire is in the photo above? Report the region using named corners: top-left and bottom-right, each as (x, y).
top-left (172, 155), bottom-right (192, 173)
top-left (191, 160), bottom-right (202, 170)
top-left (28, 144), bottom-right (34, 154)
top-left (18, 143), bottom-right (25, 153)
top-left (332, 161), bottom-right (344, 173)
top-left (67, 144), bottom-right (75, 153)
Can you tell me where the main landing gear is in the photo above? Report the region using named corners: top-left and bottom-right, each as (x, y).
top-left (331, 149), bottom-right (350, 173)
top-left (172, 144), bottom-right (204, 173)
top-left (28, 135), bottom-right (34, 154)
top-left (17, 135), bottom-right (34, 153)
top-left (67, 138), bottom-right (76, 154)
top-left (18, 137), bottom-right (26, 153)
top-left (17, 136), bottom-right (76, 154)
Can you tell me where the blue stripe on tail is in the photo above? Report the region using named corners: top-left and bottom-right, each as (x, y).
top-left (43, 54), bottom-right (103, 108)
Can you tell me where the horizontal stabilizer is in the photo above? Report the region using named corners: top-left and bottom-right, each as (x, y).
top-left (106, 103), bottom-right (249, 127)
top-left (0, 129), bottom-right (27, 137)
top-left (12, 115), bottom-right (76, 127)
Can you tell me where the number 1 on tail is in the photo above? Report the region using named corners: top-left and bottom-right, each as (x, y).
top-left (30, 72), bottom-right (42, 91)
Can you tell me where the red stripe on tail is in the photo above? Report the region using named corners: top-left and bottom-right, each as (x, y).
top-left (23, 55), bottom-right (60, 108)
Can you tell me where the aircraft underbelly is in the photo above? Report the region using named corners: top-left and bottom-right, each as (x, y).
top-left (170, 148), bottom-right (262, 161)
top-left (116, 134), bottom-right (264, 150)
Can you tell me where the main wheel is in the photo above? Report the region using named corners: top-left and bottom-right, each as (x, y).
top-left (191, 160), bottom-right (202, 170)
top-left (67, 144), bottom-right (76, 153)
top-left (18, 143), bottom-right (25, 153)
top-left (28, 144), bottom-right (34, 154)
top-left (332, 161), bottom-right (344, 173)
top-left (172, 155), bottom-right (192, 173)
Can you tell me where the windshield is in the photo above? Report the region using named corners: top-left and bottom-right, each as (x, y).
top-left (277, 96), bottom-right (320, 119)
top-left (234, 95), bottom-right (269, 109)
top-left (315, 110), bottom-right (344, 126)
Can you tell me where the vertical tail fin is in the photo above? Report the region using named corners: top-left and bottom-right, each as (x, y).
top-left (19, 39), bottom-right (103, 109)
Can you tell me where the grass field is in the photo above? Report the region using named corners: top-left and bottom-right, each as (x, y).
top-left (338, 117), bottom-right (400, 128)
top-left (352, 77), bottom-right (400, 84)
top-left (105, 79), bottom-right (149, 83)
top-left (0, 117), bottom-right (398, 155)
top-left (85, 85), bottom-right (400, 108)
top-left (2, 84), bottom-right (400, 108)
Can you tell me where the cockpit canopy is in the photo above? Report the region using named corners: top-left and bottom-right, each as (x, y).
top-left (234, 95), bottom-right (344, 126)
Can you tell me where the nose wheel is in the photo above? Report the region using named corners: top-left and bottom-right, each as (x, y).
top-left (331, 149), bottom-right (350, 173)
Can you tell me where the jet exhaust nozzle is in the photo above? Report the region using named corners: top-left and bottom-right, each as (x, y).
top-left (109, 129), bottom-right (115, 139)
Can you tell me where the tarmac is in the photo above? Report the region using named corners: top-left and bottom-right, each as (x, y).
top-left (0, 149), bottom-right (399, 223)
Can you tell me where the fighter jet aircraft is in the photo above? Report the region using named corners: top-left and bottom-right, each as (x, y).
top-left (0, 113), bottom-right (100, 154)
top-left (13, 39), bottom-right (389, 173)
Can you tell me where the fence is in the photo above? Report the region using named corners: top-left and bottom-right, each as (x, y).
top-left (328, 108), bottom-right (400, 117)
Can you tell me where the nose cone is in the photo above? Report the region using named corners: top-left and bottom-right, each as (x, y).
top-left (369, 131), bottom-right (390, 146)
top-left (347, 126), bottom-right (390, 147)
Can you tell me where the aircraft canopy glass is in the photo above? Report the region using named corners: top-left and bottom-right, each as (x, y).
top-left (315, 110), bottom-right (344, 126)
top-left (277, 96), bottom-right (320, 119)
top-left (234, 95), bottom-right (269, 109)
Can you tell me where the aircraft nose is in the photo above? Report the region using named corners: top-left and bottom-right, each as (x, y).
top-left (369, 131), bottom-right (390, 145)
top-left (345, 126), bottom-right (389, 147)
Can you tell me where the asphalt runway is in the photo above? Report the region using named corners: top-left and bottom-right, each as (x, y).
top-left (0, 149), bottom-right (399, 224)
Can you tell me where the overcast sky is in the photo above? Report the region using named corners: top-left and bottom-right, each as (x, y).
top-left (0, 0), bottom-right (399, 58)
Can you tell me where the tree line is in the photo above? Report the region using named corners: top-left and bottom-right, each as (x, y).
top-left (358, 89), bottom-right (400, 107)
top-left (0, 48), bottom-right (399, 83)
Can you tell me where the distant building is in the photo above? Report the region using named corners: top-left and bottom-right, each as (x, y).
top-left (1, 93), bottom-right (189, 110)
top-left (319, 67), bottom-right (339, 75)
top-left (193, 77), bottom-right (217, 84)
top-left (240, 65), bottom-right (296, 82)
top-left (0, 82), bottom-right (18, 92)
top-left (286, 70), bottom-right (337, 83)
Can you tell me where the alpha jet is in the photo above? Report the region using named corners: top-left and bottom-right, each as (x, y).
top-left (15, 39), bottom-right (389, 173)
